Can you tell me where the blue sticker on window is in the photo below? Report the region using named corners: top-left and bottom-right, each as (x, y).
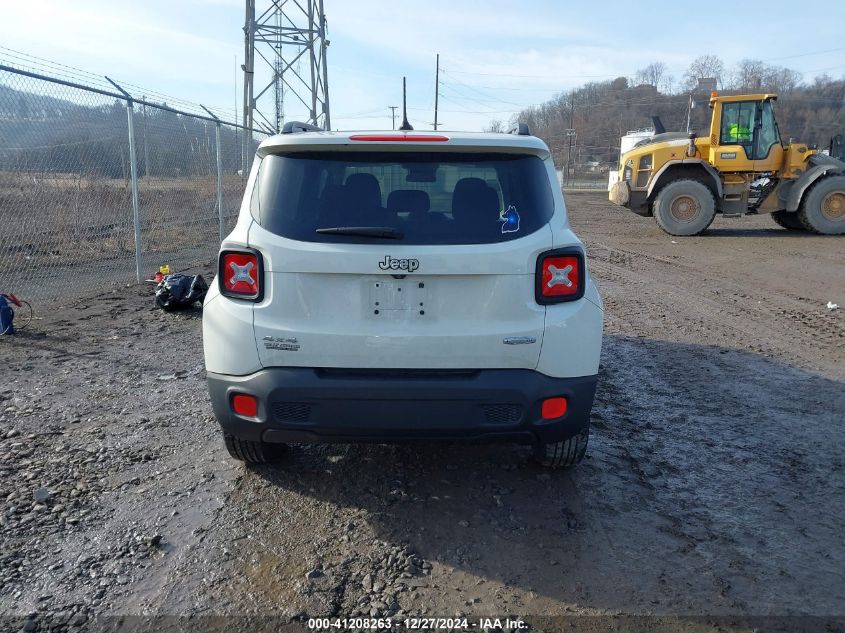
top-left (499, 205), bottom-right (520, 234)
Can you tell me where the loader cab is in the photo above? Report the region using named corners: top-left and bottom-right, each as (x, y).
top-left (709, 94), bottom-right (784, 173)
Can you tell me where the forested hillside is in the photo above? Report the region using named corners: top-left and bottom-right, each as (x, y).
top-left (0, 83), bottom-right (247, 178)
top-left (495, 56), bottom-right (845, 173)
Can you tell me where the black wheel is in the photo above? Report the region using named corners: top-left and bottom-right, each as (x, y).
top-left (771, 210), bottom-right (806, 231)
top-left (798, 175), bottom-right (845, 235)
top-left (534, 425), bottom-right (590, 469)
top-left (653, 179), bottom-right (716, 236)
top-left (223, 433), bottom-right (286, 464)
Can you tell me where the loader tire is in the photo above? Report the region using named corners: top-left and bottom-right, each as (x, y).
top-left (223, 433), bottom-right (286, 464)
top-left (771, 210), bottom-right (805, 231)
top-left (653, 179), bottom-right (716, 236)
top-left (533, 425), bottom-right (590, 469)
top-left (798, 175), bottom-right (845, 235)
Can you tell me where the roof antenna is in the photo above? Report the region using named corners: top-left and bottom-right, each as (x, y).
top-left (399, 76), bottom-right (414, 131)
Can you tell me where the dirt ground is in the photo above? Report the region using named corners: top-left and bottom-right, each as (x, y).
top-left (1, 193), bottom-right (843, 632)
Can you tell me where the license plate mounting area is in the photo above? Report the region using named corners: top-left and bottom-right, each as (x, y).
top-left (369, 280), bottom-right (429, 317)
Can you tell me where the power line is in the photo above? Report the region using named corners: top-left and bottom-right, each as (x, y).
top-left (766, 46), bottom-right (845, 62)
top-left (0, 45), bottom-right (237, 118)
top-left (440, 45), bottom-right (845, 83)
top-left (441, 69), bottom-right (542, 107)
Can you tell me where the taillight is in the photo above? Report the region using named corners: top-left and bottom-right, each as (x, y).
top-left (219, 248), bottom-right (263, 301)
top-left (535, 250), bottom-right (585, 304)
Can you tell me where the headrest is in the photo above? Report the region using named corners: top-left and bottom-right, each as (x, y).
top-left (387, 190), bottom-right (431, 216)
top-left (451, 177), bottom-right (500, 225)
top-left (317, 184), bottom-right (347, 224)
top-left (345, 173), bottom-right (382, 209)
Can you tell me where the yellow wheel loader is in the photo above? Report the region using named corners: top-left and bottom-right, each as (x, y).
top-left (608, 93), bottom-right (845, 235)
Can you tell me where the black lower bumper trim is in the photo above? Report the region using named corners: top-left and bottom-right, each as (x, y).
top-left (207, 368), bottom-right (597, 445)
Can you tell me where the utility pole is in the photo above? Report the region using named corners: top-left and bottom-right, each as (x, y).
top-left (566, 91), bottom-right (575, 185)
top-left (433, 53), bottom-right (440, 131)
top-left (685, 93), bottom-right (694, 133)
top-left (389, 106), bottom-right (398, 130)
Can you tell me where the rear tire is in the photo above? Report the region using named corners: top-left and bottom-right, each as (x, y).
top-left (223, 433), bottom-right (286, 464)
top-left (534, 425), bottom-right (590, 469)
top-left (798, 175), bottom-right (845, 235)
top-left (652, 179), bottom-right (716, 236)
top-left (771, 210), bottom-right (805, 231)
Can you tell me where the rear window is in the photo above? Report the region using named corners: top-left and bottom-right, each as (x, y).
top-left (253, 151), bottom-right (554, 244)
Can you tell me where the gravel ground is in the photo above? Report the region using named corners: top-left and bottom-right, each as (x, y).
top-left (1, 194), bottom-right (844, 632)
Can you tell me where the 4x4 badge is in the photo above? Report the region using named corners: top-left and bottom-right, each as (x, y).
top-left (379, 255), bottom-right (419, 272)
top-left (263, 336), bottom-right (300, 351)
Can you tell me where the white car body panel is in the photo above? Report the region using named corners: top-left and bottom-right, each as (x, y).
top-left (202, 287), bottom-right (261, 375)
top-left (251, 222), bottom-right (553, 370)
top-left (203, 131), bottom-right (603, 380)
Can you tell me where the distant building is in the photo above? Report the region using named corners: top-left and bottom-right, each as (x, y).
top-left (696, 78), bottom-right (717, 94)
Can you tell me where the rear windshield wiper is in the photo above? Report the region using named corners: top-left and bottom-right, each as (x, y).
top-left (316, 226), bottom-right (404, 239)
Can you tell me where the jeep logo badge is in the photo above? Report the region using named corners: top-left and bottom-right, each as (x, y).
top-left (379, 255), bottom-right (419, 272)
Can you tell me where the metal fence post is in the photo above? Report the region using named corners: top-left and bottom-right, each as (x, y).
top-left (215, 122), bottom-right (225, 244)
top-left (201, 105), bottom-right (226, 244)
top-left (126, 104), bottom-right (143, 282)
top-left (107, 77), bottom-right (143, 282)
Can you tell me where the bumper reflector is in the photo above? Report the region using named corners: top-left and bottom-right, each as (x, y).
top-left (232, 394), bottom-right (258, 417)
top-left (541, 397), bottom-right (568, 419)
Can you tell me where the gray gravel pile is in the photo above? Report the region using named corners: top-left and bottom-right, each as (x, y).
top-left (0, 277), bottom-right (231, 628)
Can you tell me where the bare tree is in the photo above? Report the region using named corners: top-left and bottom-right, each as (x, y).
top-left (730, 59), bottom-right (804, 94)
top-left (635, 62), bottom-right (668, 89)
top-left (485, 120), bottom-right (505, 133)
top-left (683, 55), bottom-right (725, 90)
top-left (732, 59), bottom-right (768, 91)
top-left (764, 66), bottom-right (802, 94)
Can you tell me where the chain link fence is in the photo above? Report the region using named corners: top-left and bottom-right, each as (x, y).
top-left (0, 62), bottom-right (267, 308)
top-left (559, 171), bottom-right (611, 191)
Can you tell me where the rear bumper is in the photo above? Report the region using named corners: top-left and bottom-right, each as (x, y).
top-left (207, 368), bottom-right (597, 445)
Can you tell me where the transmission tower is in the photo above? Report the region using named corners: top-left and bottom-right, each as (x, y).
top-left (242, 0), bottom-right (331, 170)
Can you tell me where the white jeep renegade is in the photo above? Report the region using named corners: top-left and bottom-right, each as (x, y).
top-left (202, 124), bottom-right (604, 468)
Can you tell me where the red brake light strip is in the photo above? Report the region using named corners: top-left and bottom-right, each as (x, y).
top-left (348, 134), bottom-right (449, 142)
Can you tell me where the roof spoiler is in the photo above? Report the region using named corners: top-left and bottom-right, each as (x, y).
top-left (281, 121), bottom-right (323, 134)
top-left (508, 123), bottom-right (531, 136)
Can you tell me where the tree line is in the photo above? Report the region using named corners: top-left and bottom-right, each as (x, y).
top-left (489, 55), bottom-right (845, 173)
top-left (0, 83), bottom-right (252, 179)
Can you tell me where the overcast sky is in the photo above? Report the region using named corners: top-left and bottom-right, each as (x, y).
top-left (1, 0), bottom-right (844, 132)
